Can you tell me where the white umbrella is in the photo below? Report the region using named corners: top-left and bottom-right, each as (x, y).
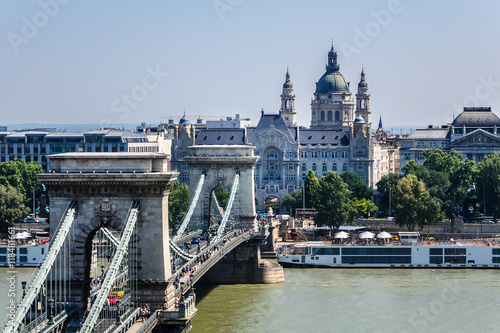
top-left (377, 231), bottom-right (392, 239)
top-left (359, 231), bottom-right (375, 239)
top-left (14, 232), bottom-right (32, 239)
top-left (334, 231), bottom-right (350, 239)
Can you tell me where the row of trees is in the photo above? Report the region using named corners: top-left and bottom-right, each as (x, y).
top-left (377, 150), bottom-right (500, 230)
top-left (0, 159), bottom-right (44, 232)
top-left (282, 150), bottom-right (500, 231)
top-left (282, 170), bottom-right (377, 229)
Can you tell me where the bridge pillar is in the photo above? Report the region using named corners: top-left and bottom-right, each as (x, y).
top-left (184, 145), bottom-right (259, 231)
top-left (39, 153), bottom-right (178, 312)
top-left (198, 240), bottom-right (284, 284)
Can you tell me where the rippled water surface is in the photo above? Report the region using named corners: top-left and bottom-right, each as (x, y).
top-left (191, 268), bottom-right (500, 333)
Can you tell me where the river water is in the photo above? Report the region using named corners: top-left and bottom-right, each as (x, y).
top-left (1, 268), bottom-right (498, 332)
top-left (191, 268), bottom-right (500, 333)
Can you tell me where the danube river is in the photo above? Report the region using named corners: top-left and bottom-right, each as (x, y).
top-left (191, 268), bottom-right (500, 333)
top-left (1, 268), bottom-right (498, 332)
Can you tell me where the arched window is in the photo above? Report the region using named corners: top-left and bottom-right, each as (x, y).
top-left (327, 111), bottom-right (333, 121)
top-left (321, 111), bottom-right (325, 121)
top-left (301, 163), bottom-right (306, 171)
top-left (312, 163), bottom-right (317, 171)
top-left (332, 163), bottom-right (337, 171)
top-left (322, 163), bottom-right (327, 171)
top-left (335, 111), bottom-right (340, 121)
top-left (342, 163), bottom-right (347, 171)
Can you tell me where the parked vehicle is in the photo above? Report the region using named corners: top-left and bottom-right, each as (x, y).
top-left (25, 218), bottom-right (38, 223)
top-left (191, 237), bottom-right (199, 244)
top-left (107, 294), bottom-right (120, 305)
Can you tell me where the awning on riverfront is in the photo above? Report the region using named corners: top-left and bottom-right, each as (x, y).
top-left (377, 231), bottom-right (392, 239)
top-left (360, 231), bottom-right (375, 239)
top-left (334, 231), bottom-right (350, 239)
top-left (338, 226), bottom-right (365, 231)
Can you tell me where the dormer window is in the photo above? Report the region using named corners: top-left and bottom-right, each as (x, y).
top-left (203, 136), bottom-right (207, 140)
top-left (230, 136), bottom-right (234, 140)
top-left (308, 136), bottom-right (312, 140)
top-left (217, 136), bottom-right (221, 140)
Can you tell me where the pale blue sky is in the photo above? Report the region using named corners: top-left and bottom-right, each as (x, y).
top-left (1, 0), bottom-right (500, 128)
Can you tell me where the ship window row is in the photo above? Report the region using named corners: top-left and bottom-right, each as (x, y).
top-left (342, 248), bottom-right (411, 256)
top-left (312, 247), bottom-right (340, 256)
top-left (0, 256), bottom-right (27, 263)
top-left (341, 256), bottom-right (411, 264)
top-left (492, 257), bottom-right (500, 263)
top-left (444, 248), bottom-right (466, 255)
top-left (0, 248), bottom-right (28, 254)
top-left (429, 256), bottom-right (443, 264)
top-left (492, 249), bottom-right (500, 255)
top-left (444, 256), bottom-right (466, 264)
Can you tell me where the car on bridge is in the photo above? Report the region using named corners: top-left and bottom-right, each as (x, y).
top-left (191, 237), bottom-right (200, 244)
top-left (110, 286), bottom-right (125, 297)
top-left (107, 294), bottom-right (120, 305)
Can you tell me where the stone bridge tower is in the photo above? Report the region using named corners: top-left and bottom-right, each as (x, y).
top-left (39, 153), bottom-right (178, 311)
top-left (184, 145), bottom-right (259, 231)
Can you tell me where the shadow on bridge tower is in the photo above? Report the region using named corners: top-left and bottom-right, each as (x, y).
top-left (184, 145), bottom-right (284, 285)
top-left (184, 145), bottom-right (258, 231)
top-left (39, 153), bottom-right (178, 314)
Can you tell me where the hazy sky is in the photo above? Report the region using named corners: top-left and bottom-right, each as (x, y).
top-left (1, 0), bottom-right (500, 128)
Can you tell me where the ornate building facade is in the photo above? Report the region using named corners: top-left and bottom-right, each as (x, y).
top-left (400, 107), bottom-right (500, 170)
top-left (166, 45), bottom-right (399, 212)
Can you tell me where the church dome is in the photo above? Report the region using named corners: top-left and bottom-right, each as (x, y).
top-left (315, 44), bottom-right (350, 94)
top-left (358, 80), bottom-right (368, 88)
top-left (315, 72), bottom-right (350, 94)
top-left (354, 116), bottom-right (366, 124)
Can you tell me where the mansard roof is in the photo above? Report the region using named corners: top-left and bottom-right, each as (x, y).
top-left (299, 129), bottom-right (348, 145)
top-left (195, 128), bottom-right (246, 145)
top-left (247, 113), bottom-right (296, 144)
top-left (406, 128), bottom-right (450, 140)
top-left (452, 107), bottom-right (500, 127)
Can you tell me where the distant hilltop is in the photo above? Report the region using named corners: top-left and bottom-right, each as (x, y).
top-left (1, 123), bottom-right (419, 135)
top-left (1, 123), bottom-right (138, 133)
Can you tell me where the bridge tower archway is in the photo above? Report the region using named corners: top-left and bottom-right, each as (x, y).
top-left (39, 153), bottom-right (178, 311)
top-left (184, 145), bottom-right (259, 231)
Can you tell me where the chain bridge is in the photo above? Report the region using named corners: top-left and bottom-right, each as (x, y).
top-left (2, 147), bottom-right (283, 333)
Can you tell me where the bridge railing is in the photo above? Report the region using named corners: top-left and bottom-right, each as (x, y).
top-left (172, 230), bottom-right (252, 296)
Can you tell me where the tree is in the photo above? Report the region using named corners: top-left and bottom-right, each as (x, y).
top-left (352, 198), bottom-right (378, 218)
top-left (376, 173), bottom-right (400, 214)
top-left (313, 171), bottom-right (355, 229)
top-left (340, 172), bottom-right (373, 199)
top-left (449, 158), bottom-right (476, 209)
top-left (213, 186), bottom-right (230, 209)
top-left (168, 181), bottom-right (190, 228)
top-left (392, 175), bottom-right (443, 231)
top-left (0, 160), bottom-right (44, 211)
top-left (422, 148), bottom-right (462, 174)
top-left (303, 170), bottom-right (319, 208)
top-left (476, 153), bottom-right (500, 220)
top-left (0, 184), bottom-right (30, 233)
top-left (281, 189), bottom-right (302, 215)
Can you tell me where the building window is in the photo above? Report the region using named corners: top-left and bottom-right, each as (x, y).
top-left (322, 163), bottom-right (327, 171)
top-left (312, 163), bottom-right (317, 171)
top-left (332, 163), bottom-right (337, 171)
top-left (311, 151), bottom-right (317, 158)
top-left (341, 151), bottom-right (348, 158)
top-left (327, 111), bottom-right (333, 121)
top-left (404, 153), bottom-right (410, 160)
top-left (286, 173), bottom-right (295, 181)
top-left (287, 185), bottom-right (295, 193)
top-left (288, 151), bottom-right (294, 158)
top-left (301, 151), bottom-right (307, 158)
top-left (417, 153), bottom-right (425, 160)
top-left (357, 164), bottom-right (363, 170)
top-left (301, 163), bottom-right (306, 171)
top-left (342, 163), bottom-right (347, 171)
top-left (321, 151), bottom-right (328, 158)
top-left (321, 111), bottom-right (325, 121)
top-left (288, 164), bottom-right (294, 170)
top-left (267, 150), bottom-right (278, 160)
top-left (335, 111), bottom-right (340, 121)
top-left (302, 174), bottom-right (306, 181)
top-left (356, 151), bottom-right (363, 158)
top-left (332, 151), bottom-right (337, 158)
